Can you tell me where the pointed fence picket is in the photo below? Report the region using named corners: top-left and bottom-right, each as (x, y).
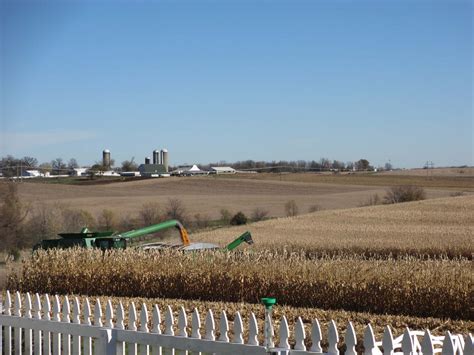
top-left (0, 290), bottom-right (472, 355)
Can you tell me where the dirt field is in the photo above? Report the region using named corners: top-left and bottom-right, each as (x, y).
top-left (380, 167), bottom-right (474, 177)
top-left (16, 174), bottom-right (471, 220)
top-left (215, 171), bottom-right (474, 189)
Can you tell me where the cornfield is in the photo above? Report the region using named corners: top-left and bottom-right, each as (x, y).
top-left (194, 195), bottom-right (474, 259)
top-left (7, 248), bottom-right (472, 320)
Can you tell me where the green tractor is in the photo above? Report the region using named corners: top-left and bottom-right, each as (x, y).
top-left (33, 219), bottom-right (253, 252)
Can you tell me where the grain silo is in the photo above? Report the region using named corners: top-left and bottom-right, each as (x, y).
top-left (145, 157), bottom-right (151, 165)
top-left (160, 149), bottom-right (169, 172)
top-left (102, 149), bottom-right (111, 169)
top-left (153, 150), bottom-right (161, 164)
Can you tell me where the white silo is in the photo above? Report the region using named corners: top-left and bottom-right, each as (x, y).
top-left (153, 150), bottom-right (161, 164)
top-left (145, 157), bottom-right (151, 165)
top-left (102, 149), bottom-right (111, 169)
top-left (160, 149), bottom-right (169, 172)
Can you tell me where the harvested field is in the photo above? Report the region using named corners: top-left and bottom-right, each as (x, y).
top-left (215, 172), bottom-right (474, 189)
top-left (379, 167), bottom-right (474, 177)
top-left (16, 176), bottom-right (470, 219)
top-left (194, 195), bottom-right (474, 258)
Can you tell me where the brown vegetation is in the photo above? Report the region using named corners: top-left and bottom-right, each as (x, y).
top-left (7, 248), bottom-right (472, 320)
top-left (284, 200), bottom-right (299, 217)
top-left (384, 185), bottom-right (426, 204)
top-left (195, 196), bottom-right (474, 259)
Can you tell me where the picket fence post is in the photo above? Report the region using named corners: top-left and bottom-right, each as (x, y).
top-left (140, 303), bottom-right (150, 355)
top-left (32, 293), bottom-right (42, 355)
top-left (116, 302), bottom-right (126, 355)
top-left (248, 312), bottom-right (259, 346)
top-left (205, 309), bottom-right (215, 340)
top-left (129, 302), bottom-right (138, 355)
top-left (219, 310), bottom-right (230, 342)
top-left (72, 296), bottom-right (81, 355)
top-left (14, 291), bottom-right (23, 354)
top-left (234, 311), bottom-right (244, 344)
top-left (43, 294), bottom-right (51, 355)
top-left (345, 321), bottom-right (356, 355)
top-left (83, 298), bottom-right (93, 355)
top-left (24, 292), bottom-right (33, 355)
top-left (191, 308), bottom-right (200, 339)
top-left (4, 291), bottom-right (12, 355)
top-left (278, 315), bottom-right (290, 350)
top-left (328, 319), bottom-right (340, 355)
top-left (294, 317), bottom-right (306, 351)
top-left (310, 318), bottom-right (322, 353)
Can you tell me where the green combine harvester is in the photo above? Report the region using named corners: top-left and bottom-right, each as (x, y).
top-left (33, 219), bottom-right (253, 252)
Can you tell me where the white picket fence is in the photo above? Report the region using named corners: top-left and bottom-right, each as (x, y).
top-left (0, 291), bottom-right (473, 354)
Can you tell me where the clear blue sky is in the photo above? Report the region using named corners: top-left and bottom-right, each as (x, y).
top-left (1, 0), bottom-right (472, 168)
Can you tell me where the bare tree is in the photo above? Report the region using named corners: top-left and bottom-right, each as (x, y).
top-left (220, 208), bottom-right (232, 224)
top-left (22, 156), bottom-right (38, 168)
top-left (68, 158), bottom-right (79, 169)
top-left (284, 200), bottom-right (299, 217)
top-left (0, 182), bottom-right (31, 250)
top-left (139, 202), bottom-right (163, 226)
top-left (251, 207), bottom-right (269, 221)
top-left (62, 208), bottom-right (95, 232)
top-left (355, 159), bottom-right (370, 171)
top-left (98, 209), bottom-right (118, 231)
top-left (121, 157), bottom-right (138, 172)
top-left (384, 186), bottom-right (426, 204)
top-left (165, 199), bottom-right (188, 224)
top-left (51, 158), bottom-right (66, 175)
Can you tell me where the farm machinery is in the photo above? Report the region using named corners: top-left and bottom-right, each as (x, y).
top-left (33, 219), bottom-right (253, 252)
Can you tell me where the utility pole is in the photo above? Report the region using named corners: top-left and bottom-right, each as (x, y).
top-left (425, 161), bottom-right (434, 179)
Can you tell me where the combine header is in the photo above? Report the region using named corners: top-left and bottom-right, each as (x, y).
top-left (33, 219), bottom-right (253, 252)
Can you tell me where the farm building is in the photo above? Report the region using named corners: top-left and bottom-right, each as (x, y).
top-left (21, 170), bottom-right (41, 177)
top-left (70, 168), bottom-right (88, 176)
top-left (139, 164), bottom-right (167, 177)
top-left (210, 166), bottom-right (236, 174)
top-left (171, 165), bottom-right (208, 176)
top-left (120, 171), bottom-right (141, 177)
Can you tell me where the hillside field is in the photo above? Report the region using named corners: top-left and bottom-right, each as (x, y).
top-left (194, 195), bottom-right (474, 258)
top-left (16, 172), bottom-right (473, 220)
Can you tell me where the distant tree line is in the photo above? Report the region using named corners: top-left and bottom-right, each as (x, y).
top-left (0, 155), bottom-right (82, 177)
top-left (2, 155), bottom-right (385, 177)
top-left (204, 158), bottom-right (375, 173)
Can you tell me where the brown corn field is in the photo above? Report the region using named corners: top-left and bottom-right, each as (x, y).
top-left (194, 195), bottom-right (474, 259)
top-left (7, 248), bottom-right (473, 320)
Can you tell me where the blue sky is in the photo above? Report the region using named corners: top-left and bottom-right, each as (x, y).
top-left (1, 0), bottom-right (472, 168)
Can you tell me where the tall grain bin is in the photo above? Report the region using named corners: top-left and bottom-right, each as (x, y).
top-left (102, 149), bottom-right (111, 169)
top-left (145, 157), bottom-right (151, 165)
top-left (153, 150), bottom-right (160, 164)
top-left (161, 149), bottom-right (169, 172)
